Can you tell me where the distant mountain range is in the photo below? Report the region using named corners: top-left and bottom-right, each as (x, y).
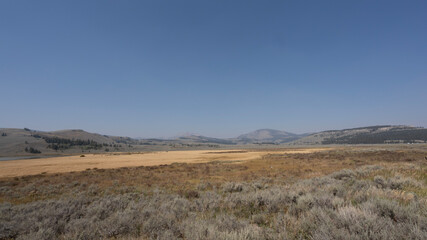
top-left (170, 129), bottom-right (309, 145)
top-left (235, 129), bottom-right (308, 144)
top-left (174, 125), bottom-right (427, 145)
top-left (1, 125), bottom-right (426, 156)
top-left (291, 125), bottom-right (427, 145)
top-left (176, 135), bottom-right (235, 145)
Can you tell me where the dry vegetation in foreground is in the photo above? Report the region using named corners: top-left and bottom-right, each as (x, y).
top-left (0, 147), bottom-right (426, 239)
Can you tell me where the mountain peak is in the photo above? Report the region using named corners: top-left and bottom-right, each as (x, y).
top-left (237, 129), bottom-right (300, 143)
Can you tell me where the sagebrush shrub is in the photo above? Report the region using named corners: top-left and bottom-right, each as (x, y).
top-left (0, 164), bottom-right (425, 240)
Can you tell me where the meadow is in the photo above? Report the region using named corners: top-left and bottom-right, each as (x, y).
top-left (0, 148), bottom-right (326, 178)
top-left (0, 145), bottom-right (426, 239)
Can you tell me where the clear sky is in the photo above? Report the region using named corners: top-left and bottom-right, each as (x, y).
top-left (1, 1), bottom-right (426, 138)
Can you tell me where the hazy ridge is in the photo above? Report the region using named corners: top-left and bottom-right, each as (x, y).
top-left (1, 125), bottom-right (427, 157)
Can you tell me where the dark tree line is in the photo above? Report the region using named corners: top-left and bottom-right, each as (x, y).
top-left (43, 136), bottom-right (101, 146)
top-left (102, 143), bottom-right (123, 148)
top-left (25, 147), bottom-right (41, 154)
top-left (28, 134), bottom-right (124, 151)
top-left (42, 136), bottom-right (104, 150)
top-left (322, 129), bottom-right (427, 144)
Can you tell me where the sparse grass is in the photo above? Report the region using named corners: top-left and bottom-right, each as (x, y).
top-left (0, 146), bottom-right (426, 239)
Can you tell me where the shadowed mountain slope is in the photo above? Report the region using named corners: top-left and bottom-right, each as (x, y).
top-left (291, 125), bottom-right (427, 145)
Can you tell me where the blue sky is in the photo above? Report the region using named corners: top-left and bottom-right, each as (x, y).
top-left (1, 1), bottom-right (426, 138)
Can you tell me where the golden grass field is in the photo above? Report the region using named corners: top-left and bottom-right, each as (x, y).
top-left (1, 145), bottom-right (426, 239)
top-left (0, 148), bottom-right (329, 178)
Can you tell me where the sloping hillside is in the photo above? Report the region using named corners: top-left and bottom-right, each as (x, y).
top-left (178, 135), bottom-right (235, 145)
top-left (38, 129), bottom-right (114, 144)
top-left (0, 128), bottom-right (118, 156)
top-left (291, 125), bottom-right (427, 145)
top-left (237, 129), bottom-right (302, 144)
top-left (0, 128), bottom-right (237, 157)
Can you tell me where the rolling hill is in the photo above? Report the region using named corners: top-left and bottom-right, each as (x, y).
top-left (177, 135), bottom-right (235, 145)
top-left (291, 125), bottom-right (427, 145)
top-left (236, 129), bottom-right (305, 144)
top-left (0, 128), bottom-right (120, 156)
top-left (1, 125), bottom-right (427, 157)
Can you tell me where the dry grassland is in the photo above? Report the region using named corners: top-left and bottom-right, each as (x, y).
top-left (0, 148), bottom-right (328, 178)
top-left (0, 145), bottom-right (426, 239)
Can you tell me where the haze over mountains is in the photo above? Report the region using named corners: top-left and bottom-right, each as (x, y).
top-left (1, 125), bottom-right (427, 157)
top-left (173, 126), bottom-right (427, 145)
top-left (236, 129), bottom-right (309, 144)
top-left (292, 125), bottom-right (427, 145)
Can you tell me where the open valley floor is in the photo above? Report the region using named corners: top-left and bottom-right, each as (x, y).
top-left (0, 145), bottom-right (426, 239)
